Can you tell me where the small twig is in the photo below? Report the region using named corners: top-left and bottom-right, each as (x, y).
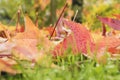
top-left (102, 23), bottom-right (106, 36)
top-left (8, 6), bottom-right (23, 26)
top-left (16, 9), bottom-right (21, 32)
top-left (73, 10), bottom-right (78, 21)
top-left (49, 3), bottom-right (68, 40)
top-left (35, 12), bottom-right (38, 27)
top-left (8, 13), bottom-right (17, 26)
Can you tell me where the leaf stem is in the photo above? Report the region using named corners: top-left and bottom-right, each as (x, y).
top-left (49, 3), bottom-right (68, 40)
top-left (73, 10), bottom-right (78, 21)
top-left (16, 9), bottom-right (21, 32)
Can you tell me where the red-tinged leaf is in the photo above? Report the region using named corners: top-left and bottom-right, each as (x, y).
top-left (20, 26), bottom-right (24, 32)
top-left (43, 26), bottom-right (56, 37)
top-left (108, 47), bottom-right (120, 54)
top-left (64, 20), bottom-right (95, 52)
top-left (95, 36), bottom-right (120, 63)
top-left (96, 36), bottom-right (120, 54)
top-left (97, 16), bottom-right (120, 30)
top-left (16, 23), bottom-right (24, 32)
top-left (53, 20), bottom-right (95, 56)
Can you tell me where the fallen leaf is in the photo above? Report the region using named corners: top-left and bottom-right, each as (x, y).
top-left (97, 16), bottom-right (120, 30)
top-left (53, 20), bottom-right (95, 56)
top-left (96, 36), bottom-right (120, 54)
top-left (13, 15), bottom-right (54, 61)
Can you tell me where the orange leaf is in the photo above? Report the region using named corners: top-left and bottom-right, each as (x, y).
top-left (0, 58), bottom-right (17, 74)
top-left (96, 36), bottom-right (120, 54)
top-left (13, 16), bottom-right (53, 61)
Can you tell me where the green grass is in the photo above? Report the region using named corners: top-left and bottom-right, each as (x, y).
top-left (0, 51), bottom-right (120, 80)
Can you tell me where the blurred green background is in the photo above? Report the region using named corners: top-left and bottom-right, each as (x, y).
top-left (0, 0), bottom-right (120, 30)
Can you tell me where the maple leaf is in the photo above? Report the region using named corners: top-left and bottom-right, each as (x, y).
top-left (14, 15), bottom-right (40, 39)
top-left (13, 15), bottom-right (53, 61)
top-left (53, 20), bottom-right (95, 56)
top-left (97, 16), bottom-right (120, 30)
top-left (12, 15), bottom-right (40, 60)
top-left (0, 15), bottom-right (55, 73)
top-left (0, 16), bottom-right (39, 61)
